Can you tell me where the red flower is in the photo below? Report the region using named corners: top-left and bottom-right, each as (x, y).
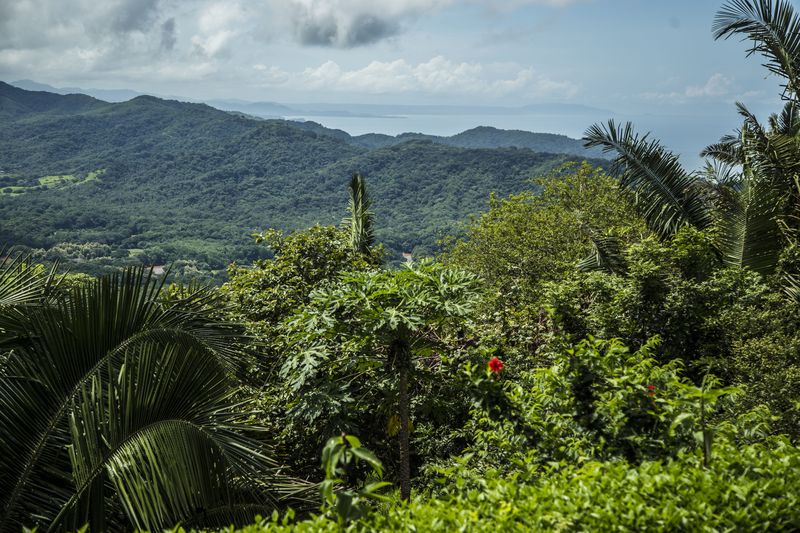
top-left (647, 384), bottom-right (655, 397)
top-left (488, 357), bottom-right (504, 374)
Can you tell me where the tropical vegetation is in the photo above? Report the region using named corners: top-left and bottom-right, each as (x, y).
top-left (1, 0), bottom-right (800, 531)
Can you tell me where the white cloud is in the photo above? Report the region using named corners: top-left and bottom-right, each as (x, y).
top-left (642, 73), bottom-right (734, 102)
top-left (0, 0), bottom-right (585, 59)
top-left (191, 2), bottom-right (244, 57)
top-left (470, 0), bottom-right (586, 11)
top-left (685, 73), bottom-right (731, 98)
top-left (0, 0), bottom-right (165, 49)
top-left (256, 56), bottom-right (577, 97)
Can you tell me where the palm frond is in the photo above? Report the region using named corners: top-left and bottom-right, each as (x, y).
top-left (0, 267), bottom-right (279, 532)
top-left (737, 102), bottom-right (772, 143)
top-left (700, 159), bottom-right (741, 187)
top-left (342, 173), bottom-right (375, 255)
top-left (0, 253), bottom-right (60, 351)
top-left (714, 0), bottom-right (800, 99)
top-left (577, 231), bottom-right (628, 275)
top-left (0, 253), bottom-right (54, 308)
top-left (770, 100), bottom-right (800, 133)
top-left (584, 120), bottom-right (713, 239)
top-left (701, 134), bottom-right (743, 165)
top-left (52, 342), bottom-right (276, 532)
top-left (714, 158), bottom-right (786, 274)
top-left (736, 102), bottom-right (800, 196)
top-left (783, 263), bottom-right (800, 303)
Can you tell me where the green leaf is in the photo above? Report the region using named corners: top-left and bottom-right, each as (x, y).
top-left (584, 120), bottom-right (712, 240)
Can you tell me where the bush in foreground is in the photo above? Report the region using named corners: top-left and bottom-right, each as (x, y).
top-left (172, 436), bottom-right (800, 532)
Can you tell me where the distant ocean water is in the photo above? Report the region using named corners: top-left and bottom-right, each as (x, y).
top-left (288, 111), bottom-right (747, 171)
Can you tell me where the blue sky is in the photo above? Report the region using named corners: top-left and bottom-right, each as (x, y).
top-left (0, 0), bottom-right (785, 115)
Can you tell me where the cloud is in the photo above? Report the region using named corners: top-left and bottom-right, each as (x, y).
top-left (256, 56), bottom-right (577, 97)
top-left (0, 0), bottom-right (586, 56)
top-left (0, 0), bottom-right (580, 100)
top-left (272, 0), bottom-right (444, 48)
top-left (271, 0), bottom-right (584, 48)
top-left (472, 0), bottom-right (586, 11)
top-left (685, 73), bottom-right (731, 98)
top-left (0, 0), bottom-right (167, 49)
top-left (111, 0), bottom-right (161, 32)
top-left (190, 2), bottom-right (245, 57)
top-left (160, 18), bottom-right (177, 51)
top-left (642, 73), bottom-right (733, 103)
top-left (0, 0), bottom-right (229, 85)
top-left (293, 10), bottom-right (401, 47)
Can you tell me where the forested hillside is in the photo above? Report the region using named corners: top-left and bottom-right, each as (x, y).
top-left (0, 81), bottom-right (604, 280)
top-left (346, 126), bottom-right (602, 156)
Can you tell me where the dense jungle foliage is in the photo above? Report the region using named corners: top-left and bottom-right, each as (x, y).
top-left (2, 0), bottom-right (800, 531)
top-left (0, 81), bottom-right (604, 282)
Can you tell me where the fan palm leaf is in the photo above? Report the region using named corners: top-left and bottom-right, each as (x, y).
top-left (714, 165), bottom-right (785, 274)
top-left (52, 342), bottom-right (275, 532)
top-left (0, 267), bottom-right (294, 531)
top-left (701, 134), bottom-right (743, 165)
top-left (703, 124), bottom-right (789, 274)
top-left (769, 99), bottom-right (800, 133)
top-left (0, 252), bottom-right (57, 308)
top-left (0, 253), bottom-right (58, 350)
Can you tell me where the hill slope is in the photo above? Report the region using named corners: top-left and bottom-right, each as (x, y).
top-left (0, 82), bottom-right (107, 118)
top-left (349, 126), bottom-right (602, 157)
top-left (0, 82), bottom-right (606, 279)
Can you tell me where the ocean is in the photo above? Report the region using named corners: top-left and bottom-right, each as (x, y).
top-left (287, 111), bottom-right (750, 171)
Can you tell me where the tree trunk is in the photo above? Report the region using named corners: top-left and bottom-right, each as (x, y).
top-left (394, 341), bottom-right (412, 501)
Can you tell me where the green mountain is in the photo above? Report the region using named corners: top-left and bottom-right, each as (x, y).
top-left (349, 126), bottom-right (602, 157)
top-left (0, 81), bottom-right (606, 280)
top-left (0, 83), bottom-right (106, 118)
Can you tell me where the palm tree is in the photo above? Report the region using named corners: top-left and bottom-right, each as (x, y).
top-left (702, 102), bottom-right (799, 273)
top-left (343, 173), bottom-right (375, 255)
top-left (0, 264), bottom-right (301, 532)
top-left (583, 0), bottom-right (800, 279)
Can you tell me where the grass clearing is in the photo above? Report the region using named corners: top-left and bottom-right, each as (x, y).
top-left (0, 169), bottom-right (105, 196)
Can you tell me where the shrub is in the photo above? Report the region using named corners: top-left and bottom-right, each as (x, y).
top-left (175, 438), bottom-right (800, 532)
top-left (461, 337), bottom-right (741, 474)
top-left (542, 228), bottom-right (800, 408)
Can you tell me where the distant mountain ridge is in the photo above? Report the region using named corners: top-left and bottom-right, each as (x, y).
top-left (345, 126), bottom-right (603, 157)
top-left (2, 81), bottom-right (600, 158)
top-left (10, 79), bottom-right (150, 103)
top-left (0, 81), bottom-right (607, 279)
top-left (1, 82), bottom-right (106, 117)
top-left (211, 100), bottom-right (614, 118)
top-left (10, 78), bottom-right (611, 119)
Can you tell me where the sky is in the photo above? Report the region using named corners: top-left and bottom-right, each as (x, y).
top-left (0, 0), bottom-right (787, 116)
